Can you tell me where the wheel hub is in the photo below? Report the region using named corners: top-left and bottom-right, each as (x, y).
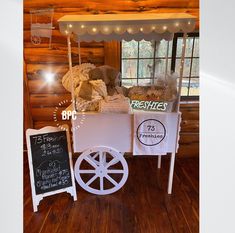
top-left (96, 166), bottom-right (107, 177)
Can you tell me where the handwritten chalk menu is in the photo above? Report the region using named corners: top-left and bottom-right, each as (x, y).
top-left (30, 131), bottom-right (72, 194)
top-left (26, 126), bottom-right (77, 212)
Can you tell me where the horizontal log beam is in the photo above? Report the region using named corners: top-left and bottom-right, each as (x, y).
top-left (24, 1), bottom-right (199, 11)
top-left (24, 30), bottom-right (104, 47)
top-left (24, 8), bottom-right (199, 30)
top-left (31, 107), bottom-right (66, 121)
top-left (24, 47), bottom-right (104, 64)
top-left (34, 120), bottom-right (71, 129)
top-left (30, 93), bottom-right (71, 107)
top-left (178, 133), bottom-right (199, 157)
top-left (26, 63), bottom-right (69, 76)
top-left (28, 79), bottom-right (69, 94)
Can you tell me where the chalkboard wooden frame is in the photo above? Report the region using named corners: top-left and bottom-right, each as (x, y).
top-left (26, 125), bottom-right (77, 212)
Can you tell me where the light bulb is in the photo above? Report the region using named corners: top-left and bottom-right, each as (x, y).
top-left (81, 25), bottom-right (85, 28)
top-left (140, 27), bottom-right (143, 32)
top-left (45, 72), bottom-right (55, 83)
top-left (188, 21), bottom-right (191, 25)
top-left (65, 30), bottom-right (68, 34)
top-left (163, 26), bottom-right (167, 30)
top-left (175, 22), bottom-right (179, 26)
top-left (68, 24), bottom-right (73, 28)
top-left (92, 27), bottom-right (97, 32)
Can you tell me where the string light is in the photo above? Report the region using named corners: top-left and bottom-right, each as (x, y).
top-left (163, 25), bottom-right (167, 30)
top-left (92, 27), bottom-right (97, 32)
top-left (140, 27), bottom-right (143, 32)
top-left (104, 27), bottom-right (109, 32)
top-left (68, 24), bottom-right (73, 28)
top-left (65, 30), bottom-right (68, 34)
top-left (175, 22), bottom-right (179, 27)
top-left (188, 21), bottom-right (191, 25)
top-left (116, 27), bottom-right (120, 31)
top-left (127, 28), bottom-right (133, 33)
top-left (81, 25), bottom-right (85, 28)
top-left (152, 26), bottom-right (156, 30)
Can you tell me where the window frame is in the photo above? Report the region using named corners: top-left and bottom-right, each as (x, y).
top-left (171, 32), bottom-right (199, 101)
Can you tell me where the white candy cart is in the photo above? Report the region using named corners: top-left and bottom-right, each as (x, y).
top-left (58, 13), bottom-right (196, 195)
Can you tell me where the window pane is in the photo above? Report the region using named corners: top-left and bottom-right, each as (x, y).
top-left (189, 78), bottom-right (199, 96)
top-left (122, 40), bottom-right (138, 58)
top-left (176, 38), bottom-right (183, 57)
top-left (179, 78), bottom-right (190, 96)
top-left (175, 58), bottom-right (191, 77)
top-left (193, 38), bottom-right (199, 57)
top-left (138, 59), bottom-right (154, 78)
top-left (138, 79), bottom-right (152, 86)
top-left (122, 79), bottom-right (137, 87)
top-left (177, 37), bottom-right (194, 58)
top-left (139, 40), bottom-right (154, 58)
top-left (155, 40), bottom-right (172, 58)
top-left (191, 58), bottom-right (199, 77)
top-left (122, 59), bottom-right (137, 78)
top-left (185, 38), bottom-right (194, 57)
top-left (154, 59), bottom-right (172, 76)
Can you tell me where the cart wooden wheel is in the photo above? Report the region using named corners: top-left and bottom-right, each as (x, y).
top-left (31, 35), bottom-right (41, 45)
top-left (74, 146), bottom-right (128, 195)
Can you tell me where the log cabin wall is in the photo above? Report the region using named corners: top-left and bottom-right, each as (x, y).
top-left (24, 0), bottom-right (199, 157)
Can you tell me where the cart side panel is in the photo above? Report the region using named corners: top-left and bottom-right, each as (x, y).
top-left (72, 113), bottom-right (132, 153)
top-left (165, 112), bottom-right (181, 153)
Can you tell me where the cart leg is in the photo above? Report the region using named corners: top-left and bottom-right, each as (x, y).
top-left (167, 152), bottom-right (176, 194)
top-left (157, 155), bottom-right (161, 169)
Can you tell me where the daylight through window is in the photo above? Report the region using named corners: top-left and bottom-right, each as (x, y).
top-left (121, 33), bottom-right (199, 99)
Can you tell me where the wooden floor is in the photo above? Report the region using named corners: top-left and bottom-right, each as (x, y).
top-left (24, 154), bottom-right (199, 233)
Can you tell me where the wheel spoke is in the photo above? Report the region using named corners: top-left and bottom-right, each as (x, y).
top-left (105, 157), bottom-right (119, 168)
top-left (100, 176), bottom-right (104, 191)
top-left (102, 152), bottom-right (106, 166)
top-left (92, 152), bottom-right (99, 160)
top-left (107, 169), bottom-right (124, 174)
top-left (105, 174), bottom-right (118, 186)
top-left (99, 151), bottom-right (103, 166)
top-left (86, 174), bottom-right (98, 186)
top-left (84, 155), bottom-right (99, 168)
top-left (78, 170), bottom-right (96, 174)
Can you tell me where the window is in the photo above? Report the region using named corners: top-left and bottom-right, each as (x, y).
top-left (121, 33), bottom-right (199, 99)
top-left (172, 33), bottom-right (199, 98)
top-left (121, 40), bottom-right (172, 86)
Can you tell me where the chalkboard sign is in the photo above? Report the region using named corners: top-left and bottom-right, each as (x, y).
top-left (30, 131), bottom-right (72, 194)
top-left (26, 125), bottom-right (77, 212)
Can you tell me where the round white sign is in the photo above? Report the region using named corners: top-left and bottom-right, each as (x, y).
top-left (137, 119), bottom-right (166, 146)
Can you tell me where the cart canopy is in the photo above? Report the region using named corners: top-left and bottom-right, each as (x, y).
top-left (58, 13), bottom-right (196, 42)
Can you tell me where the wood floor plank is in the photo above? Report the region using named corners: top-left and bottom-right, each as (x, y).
top-left (24, 153), bottom-right (199, 233)
top-left (160, 156), bottom-right (199, 233)
top-left (39, 193), bottom-right (74, 233)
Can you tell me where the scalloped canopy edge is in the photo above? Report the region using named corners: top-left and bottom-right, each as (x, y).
top-left (58, 13), bottom-right (196, 42)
